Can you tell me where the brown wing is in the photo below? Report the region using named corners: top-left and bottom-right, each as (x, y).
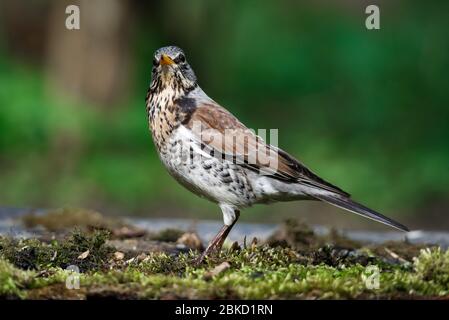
top-left (182, 99), bottom-right (349, 197)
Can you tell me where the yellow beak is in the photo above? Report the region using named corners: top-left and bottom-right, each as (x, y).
top-left (160, 54), bottom-right (174, 66)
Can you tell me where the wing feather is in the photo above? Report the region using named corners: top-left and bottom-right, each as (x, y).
top-left (182, 99), bottom-right (349, 197)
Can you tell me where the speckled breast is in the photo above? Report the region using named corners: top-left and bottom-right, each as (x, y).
top-left (158, 126), bottom-right (256, 207)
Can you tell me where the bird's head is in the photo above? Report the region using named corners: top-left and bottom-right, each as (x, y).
top-left (151, 46), bottom-right (197, 93)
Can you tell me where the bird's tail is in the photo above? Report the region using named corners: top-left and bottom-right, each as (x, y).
top-left (309, 193), bottom-right (409, 232)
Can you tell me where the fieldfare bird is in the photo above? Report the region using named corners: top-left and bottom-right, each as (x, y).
top-left (145, 46), bottom-right (409, 263)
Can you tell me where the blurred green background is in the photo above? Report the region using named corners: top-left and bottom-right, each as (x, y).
top-left (0, 0), bottom-right (448, 229)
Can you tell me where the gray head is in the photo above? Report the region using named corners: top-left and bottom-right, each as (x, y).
top-left (151, 46), bottom-right (197, 93)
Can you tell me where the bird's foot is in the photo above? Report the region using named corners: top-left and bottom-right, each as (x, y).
top-left (193, 219), bottom-right (239, 266)
top-left (193, 242), bottom-right (222, 266)
top-left (193, 233), bottom-right (227, 266)
top-left (193, 252), bottom-right (207, 266)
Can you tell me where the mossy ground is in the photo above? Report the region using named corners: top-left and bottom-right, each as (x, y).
top-left (0, 210), bottom-right (448, 299)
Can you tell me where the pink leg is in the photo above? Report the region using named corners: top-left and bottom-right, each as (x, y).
top-left (195, 210), bottom-right (240, 264)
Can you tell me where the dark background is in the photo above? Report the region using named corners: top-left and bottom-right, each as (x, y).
top-left (0, 0), bottom-right (448, 230)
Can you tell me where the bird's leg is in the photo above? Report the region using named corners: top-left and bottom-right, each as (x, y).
top-left (195, 209), bottom-right (240, 264)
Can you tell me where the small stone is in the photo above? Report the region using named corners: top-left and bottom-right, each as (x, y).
top-left (204, 261), bottom-right (231, 280)
top-left (112, 226), bottom-right (146, 239)
top-left (114, 251), bottom-right (125, 261)
top-left (136, 253), bottom-right (148, 261)
top-left (177, 232), bottom-right (203, 250)
top-left (125, 257), bottom-right (135, 264)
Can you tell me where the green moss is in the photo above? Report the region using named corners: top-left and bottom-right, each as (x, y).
top-left (1, 226), bottom-right (448, 299)
top-left (0, 245), bottom-right (448, 299)
top-left (0, 259), bottom-right (33, 298)
top-left (414, 247), bottom-right (449, 286)
top-left (0, 229), bottom-right (114, 272)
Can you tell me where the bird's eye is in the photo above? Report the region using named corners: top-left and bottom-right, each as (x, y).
top-left (175, 54), bottom-right (186, 63)
top-left (152, 57), bottom-right (159, 66)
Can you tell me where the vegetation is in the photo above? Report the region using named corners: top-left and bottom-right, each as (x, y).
top-left (0, 235), bottom-right (448, 299)
top-left (0, 210), bottom-right (447, 299)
